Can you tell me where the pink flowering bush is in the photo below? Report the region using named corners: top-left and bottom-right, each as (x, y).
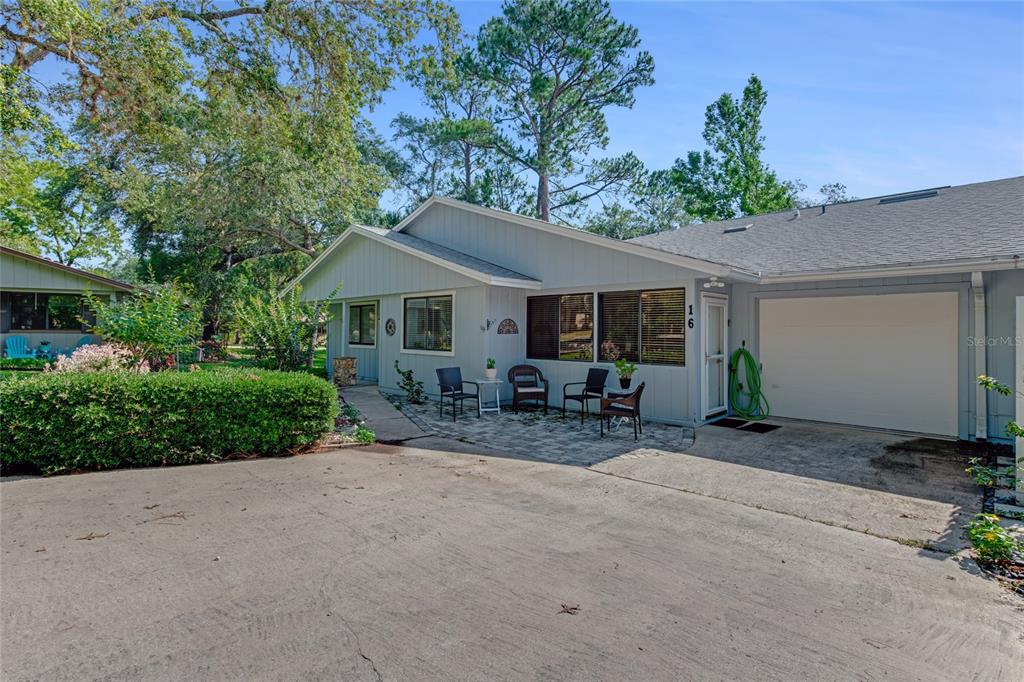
top-left (47, 344), bottom-right (149, 374)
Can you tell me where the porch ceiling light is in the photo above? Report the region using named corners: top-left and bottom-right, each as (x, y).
top-left (703, 277), bottom-right (725, 289)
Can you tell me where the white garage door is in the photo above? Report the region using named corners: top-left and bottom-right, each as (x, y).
top-left (758, 292), bottom-right (958, 436)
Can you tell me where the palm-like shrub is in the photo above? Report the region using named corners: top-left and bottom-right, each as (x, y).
top-left (234, 288), bottom-right (333, 371)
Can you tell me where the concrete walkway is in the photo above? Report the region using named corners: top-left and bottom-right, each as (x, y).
top-left (340, 384), bottom-right (425, 443)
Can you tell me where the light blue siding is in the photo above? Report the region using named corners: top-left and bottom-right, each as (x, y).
top-left (379, 287), bottom-right (487, 399)
top-left (1, 251), bottom-right (125, 294)
top-left (404, 203), bottom-right (688, 289)
top-left (300, 232), bottom-right (481, 301)
top-left (985, 269), bottom-right (1024, 441)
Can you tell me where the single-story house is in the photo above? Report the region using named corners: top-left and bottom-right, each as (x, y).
top-left (286, 176), bottom-right (1024, 443)
top-left (0, 246), bottom-right (134, 355)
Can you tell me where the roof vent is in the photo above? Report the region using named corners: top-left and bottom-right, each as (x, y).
top-left (878, 189), bottom-right (940, 205)
top-left (723, 223), bottom-right (752, 234)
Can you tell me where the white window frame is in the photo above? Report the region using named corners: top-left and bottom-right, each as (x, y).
top-left (347, 300), bottom-right (378, 349)
top-left (400, 290), bottom-right (456, 357)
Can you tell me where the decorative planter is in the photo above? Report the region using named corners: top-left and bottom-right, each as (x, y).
top-left (484, 367), bottom-right (497, 380)
top-left (618, 376), bottom-right (632, 390)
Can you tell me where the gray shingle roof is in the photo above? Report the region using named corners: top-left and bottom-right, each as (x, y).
top-left (629, 177), bottom-right (1024, 276)
top-left (360, 225), bottom-right (539, 282)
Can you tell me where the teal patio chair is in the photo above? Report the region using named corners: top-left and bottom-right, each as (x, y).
top-left (4, 335), bottom-right (34, 359)
top-left (75, 335), bottom-right (96, 349)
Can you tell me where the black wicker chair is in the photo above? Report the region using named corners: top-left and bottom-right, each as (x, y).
top-left (508, 364), bottom-right (549, 413)
top-left (599, 382), bottom-right (646, 441)
top-left (562, 367), bottom-right (609, 424)
top-left (436, 367), bottom-right (480, 422)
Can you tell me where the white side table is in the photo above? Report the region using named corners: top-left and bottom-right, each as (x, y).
top-left (476, 379), bottom-right (504, 414)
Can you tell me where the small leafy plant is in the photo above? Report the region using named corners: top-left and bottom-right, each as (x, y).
top-left (978, 375), bottom-right (1024, 440)
top-left (486, 357), bottom-right (496, 370)
top-left (614, 358), bottom-right (637, 379)
top-left (338, 403), bottom-right (376, 444)
top-left (394, 361), bottom-right (425, 404)
top-left (965, 457), bottom-right (1000, 488)
top-left (966, 514), bottom-right (1022, 562)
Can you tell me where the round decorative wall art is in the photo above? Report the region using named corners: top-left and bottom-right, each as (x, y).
top-left (496, 318), bottom-right (519, 335)
top-left (385, 318), bottom-right (397, 336)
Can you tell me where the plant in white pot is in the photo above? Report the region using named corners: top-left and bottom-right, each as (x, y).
top-left (484, 357), bottom-right (497, 380)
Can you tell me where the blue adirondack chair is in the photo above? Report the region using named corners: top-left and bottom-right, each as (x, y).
top-left (4, 335), bottom-right (34, 359)
top-left (75, 335), bottom-right (96, 349)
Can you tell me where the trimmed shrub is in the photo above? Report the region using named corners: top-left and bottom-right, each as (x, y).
top-left (1, 369), bottom-right (339, 474)
top-left (0, 358), bottom-right (48, 371)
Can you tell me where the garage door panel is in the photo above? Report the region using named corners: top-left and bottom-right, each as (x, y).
top-left (759, 292), bottom-right (958, 436)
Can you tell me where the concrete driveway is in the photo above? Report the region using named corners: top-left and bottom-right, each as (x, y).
top-left (2, 445), bottom-right (1021, 681)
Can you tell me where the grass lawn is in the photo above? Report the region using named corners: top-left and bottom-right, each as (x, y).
top-left (193, 347), bottom-right (328, 379)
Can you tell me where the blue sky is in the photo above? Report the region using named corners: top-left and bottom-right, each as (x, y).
top-left (366, 0), bottom-right (1024, 204)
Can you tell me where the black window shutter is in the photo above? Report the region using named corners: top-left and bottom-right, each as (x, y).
top-left (598, 291), bottom-right (640, 362)
top-left (640, 289), bottom-right (685, 365)
top-left (527, 296), bottom-right (558, 359)
top-left (558, 293), bottom-right (593, 361)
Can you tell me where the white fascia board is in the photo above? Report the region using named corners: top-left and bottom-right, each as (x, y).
top-left (396, 196), bottom-right (746, 279)
top-left (759, 256), bottom-right (1022, 284)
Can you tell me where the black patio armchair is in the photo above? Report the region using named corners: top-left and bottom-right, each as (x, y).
top-left (562, 367), bottom-right (609, 424)
top-left (508, 364), bottom-right (549, 413)
top-left (599, 382), bottom-right (646, 441)
top-left (436, 367), bottom-right (480, 422)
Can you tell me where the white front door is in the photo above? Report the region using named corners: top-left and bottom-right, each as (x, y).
top-left (702, 294), bottom-right (729, 418)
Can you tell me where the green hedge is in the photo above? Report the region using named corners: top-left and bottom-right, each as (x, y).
top-left (0, 369), bottom-right (339, 474)
top-left (0, 358), bottom-right (49, 371)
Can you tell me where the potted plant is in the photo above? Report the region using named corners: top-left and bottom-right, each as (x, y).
top-left (614, 358), bottom-right (637, 389)
top-left (37, 339), bottom-right (52, 358)
top-left (484, 357), bottom-right (497, 380)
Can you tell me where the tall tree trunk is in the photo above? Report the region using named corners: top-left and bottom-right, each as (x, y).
top-left (537, 173), bottom-right (550, 221)
top-left (463, 143), bottom-right (472, 200)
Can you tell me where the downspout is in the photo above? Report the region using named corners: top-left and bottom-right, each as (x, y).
top-left (972, 272), bottom-right (987, 440)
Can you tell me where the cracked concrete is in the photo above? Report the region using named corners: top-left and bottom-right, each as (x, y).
top-left (2, 445), bottom-right (1021, 681)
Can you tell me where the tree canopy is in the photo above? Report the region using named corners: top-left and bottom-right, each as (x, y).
top-left (669, 75), bottom-right (802, 222)
top-left (464, 0), bottom-right (654, 222)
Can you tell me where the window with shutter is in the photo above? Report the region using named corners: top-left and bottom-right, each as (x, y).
top-left (403, 295), bottom-right (452, 352)
top-left (527, 296), bottom-right (558, 359)
top-left (640, 289), bottom-right (685, 365)
top-left (558, 293), bottom-right (593, 361)
top-left (598, 291), bottom-right (640, 362)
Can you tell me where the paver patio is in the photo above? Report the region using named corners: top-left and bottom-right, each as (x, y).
top-left (388, 392), bottom-right (695, 466)
top-left (342, 386), bottom-right (981, 553)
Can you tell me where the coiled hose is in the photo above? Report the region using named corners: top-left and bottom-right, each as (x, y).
top-left (729, 347), bottom-right (769, 421)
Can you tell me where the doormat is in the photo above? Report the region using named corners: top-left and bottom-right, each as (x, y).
top-left (737, 422), bottom-right (780, 434)
top-left (709, 417), bottom-right (748, 429)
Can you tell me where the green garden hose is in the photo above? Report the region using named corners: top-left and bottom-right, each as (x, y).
top-left (729, 347), bottom-right (769, 421)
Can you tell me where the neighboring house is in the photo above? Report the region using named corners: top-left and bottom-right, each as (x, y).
top-left (286, 176), bottom-right (1024, 442)
top-left (0, 246), bottom-right (134, 354)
